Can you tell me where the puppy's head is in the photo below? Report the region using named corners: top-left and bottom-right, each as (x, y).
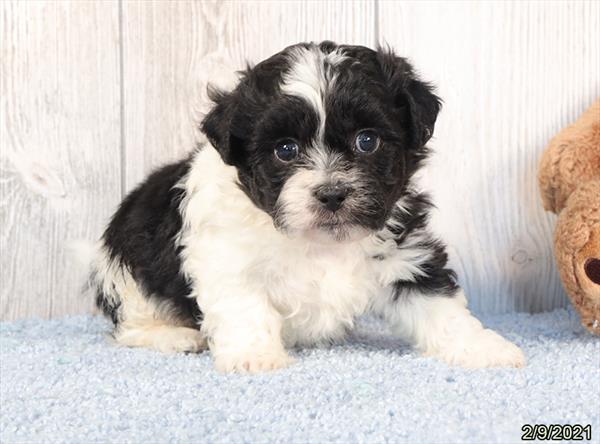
top-left (202, 41), bottom-right (441, 242)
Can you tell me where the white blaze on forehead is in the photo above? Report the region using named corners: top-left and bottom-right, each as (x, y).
top-left (280, 46), bottom-right (346, 138)
top-left (306, 145), bottom-right (344, 172)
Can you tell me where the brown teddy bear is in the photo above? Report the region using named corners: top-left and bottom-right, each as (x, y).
top-left (539, 100), bottom-right (600, 334)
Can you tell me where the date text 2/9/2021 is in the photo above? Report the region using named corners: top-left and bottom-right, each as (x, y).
top-left (521, 424), bottom-right (592, 441)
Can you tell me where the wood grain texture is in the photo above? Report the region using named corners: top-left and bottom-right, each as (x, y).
top-left (121, 0), bottom-right (376, 190)
top-left (0, 1), bottom-right (122, 320)
top-left (378, 0), bottom-right (600, 313)
top-left (3, 0), bottom-right (597, 320)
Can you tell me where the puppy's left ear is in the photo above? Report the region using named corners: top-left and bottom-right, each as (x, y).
top-left (376, 47), bottom-right (442, 148)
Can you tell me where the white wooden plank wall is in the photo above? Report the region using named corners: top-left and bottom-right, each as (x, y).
top-left (379, 0), bottom-right (600, 313)
top-left (1, 1), bottom-right (122, 321)
top-left (1, 1), bottom-right (598, 320)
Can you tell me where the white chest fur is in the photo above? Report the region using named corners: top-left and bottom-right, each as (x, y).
top-left (177, 146), bottom-right (388, 346)
top-left (262, 240), bottom-right (378, 346)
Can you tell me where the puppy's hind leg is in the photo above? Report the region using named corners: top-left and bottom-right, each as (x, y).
top-left (114, 322), bottom-right (206, 354)
top-left (93, 254), bottom-right (206, 354)
top-left (110, 294), bottom-right (206, 354)
top-left (106, 294), bottom-right (206, 354)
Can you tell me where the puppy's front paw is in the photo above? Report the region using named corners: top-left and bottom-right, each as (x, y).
top-left (214, 350), bottom-right (295, 374)
top-left (431, 329), bottom-right (526, 369)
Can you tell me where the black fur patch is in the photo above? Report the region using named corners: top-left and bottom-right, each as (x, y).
top-left (97, 157), bottom-right (202, 327)
top-left (393, 238), bottom-right (458, 298)
top-left (382, 190), bottom-right (459, 299)
top-left (95, 287), bottom-right (121, 325)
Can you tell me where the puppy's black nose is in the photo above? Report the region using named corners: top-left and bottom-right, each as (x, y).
top-left (314, 186), bottom-right (349, 212)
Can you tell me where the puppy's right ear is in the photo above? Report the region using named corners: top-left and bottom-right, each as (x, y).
top-left (201, 86), bottom-right (244, 166)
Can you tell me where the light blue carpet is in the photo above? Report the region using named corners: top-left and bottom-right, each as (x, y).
top-left (1, 308), bottom-right (598, 444)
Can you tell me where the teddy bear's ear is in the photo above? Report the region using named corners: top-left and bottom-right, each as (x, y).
top-left (539, 100), bottom-right (600, 214)
top-left (585, 258), bottom-right (600, 285)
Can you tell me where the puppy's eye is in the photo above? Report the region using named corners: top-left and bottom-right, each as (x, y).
top-left (355, 130), bottom-right (380, 153)
top-left (274, 139), bottom-right (299, 162)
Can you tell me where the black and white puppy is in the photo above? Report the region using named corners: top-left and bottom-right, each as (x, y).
top-left (92, 42), bottom-right (525, 372)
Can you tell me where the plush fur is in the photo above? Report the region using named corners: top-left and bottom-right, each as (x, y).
top-left (539, 99), bottom-right (600, 334)
top-left (91, 42), bottom-right (525, 372)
